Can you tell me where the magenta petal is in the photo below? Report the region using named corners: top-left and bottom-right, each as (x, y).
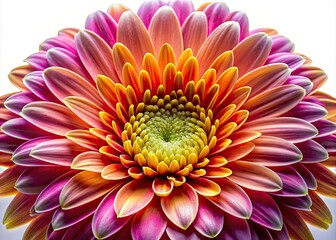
top-left (24, 51), bottom-right (49, 70)
top-left (296, 139), bottom-right (328, 163)
top-left (273, 195), bottom-right (312, 211)
top-left (266, 53), bottom-right (305, 71)
top-left (312, 120), bottom-right (336, 137)
top-left (193, 196), bottom-right (224, 238)
top-left (92, 186), bottom-right (131, 239)
top-left (250, 223), bottom-right (273, 240)
top-left (269, 224), bottom-right (290, 240)
top-left (285, 101), bottom-right (327, 122)
top-left (218, 214), bottom-right (250, 239)
top-left (204, 2), bottom-right (230, 34)
top-left (40, 36), bottom-right (76, 53)
top-left (23, 71), bottom-right (60, 102)
top-left (166, 224), bottom-right (201, 240)
top-left (314, 135), bottom-right (336, 152)
top-left (15, 167), bottom-right (67, 194)
top-left (293, 164), bottom-right (317, 190)
top-left (271, 166), bottom-right (308, 197)
top-left (34, 171), bottom-right (77, 213)
top-left (52, 197), bottom-right (100, 230)
top-left (227, 11), bottom-right (249, 40)
top-left (131, 198), bottom-right (167, 240)
top-left (168, 0), bottom-right (195, 25)
top-left (138, 0), bottom-right (166, 28)
top-left (0, 133), bottom-right (24, 154)
top-left (4, 92), bottom-right (41, 115)
top-left (46, 48), bottom-right (92, 83)
top-left (207, 179), bottom-right (252, 219)
top-left (12, 136), bottom-right (57, 166)
top-left (284, 76), bottom-right (313, 94)
top-left (270, 35), bottom-right (294, 54)
top-left (85, 10), bottom-right (117, 47)
top-left (245, 189), bottom-right (283, 230)
top-left (62, 217), bottom-right (95, 240)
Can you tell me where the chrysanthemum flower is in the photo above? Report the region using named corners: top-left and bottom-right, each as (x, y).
top-left (0, 1), bottom-right (335, 239)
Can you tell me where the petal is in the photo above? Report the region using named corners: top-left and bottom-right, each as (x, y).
top-left (168, 0), bottom-right (195, 25)
top-left (293, 164), bottom-right (317, 190)
top-left (64, 96), bottom-right (105, 129)
top-left (62, 217), bottom-right (95, 240)
top-left (0, 165), bottom-right (25, 197)
top-left (266, 53), bottom-right (305, 71)
top-left (117, 11), bottom-right (155, 67)
top-left (227, 161), bottom-right (282, 192)
top-left (75, 30), bottom-right (118, 81)
top-left (245, 136), bottom-right (303, 166)
top-left (152, 177), bottom-right (174, 197)
top-left (71, 151), bottom-right (109, 172)
top-left (149, 6), bottom-right (183, 58)
top-left (15, 167), bottom-right (67, 194)
top-left (270, 35), bottom-right (294, 54)
top-left (0, 133), bottom-right (24, 154)
top-left (21, 102), bottom-right (90, 136)
top-left (233, 33), bottom-right (272, 77)
top-left (60, 171), bottom-right (114, 209)
top-left (188, 177), bottom-right (221, 196)
top-left (107, 3), bottom-right (129, 22)
top-left (166, 223), bottom-right (201, 240)
top-left (66, 129), bottom-right (106, 151)
top-left (314, 135), bottom-right (336, 152)
top-left (92, 185), bottom-right (131, 239)
top-left (235, 63), bottom-right (290, 98)
top-left (243, 117), bottom-right (317, 143)
top-left (182, 12), bottom-right (207, 56)
top-left (101, 164), bottom-right (129, 180)
top-left (137, 0), bottom-right (166, 28)
top-left (4, 92), bottom-right (40, 115)
top-left (161, 183), bottom-right (198, 229)
top-left (85, 10), bottom-right (117, 47)
top-left (273, 195), bottom-right (312, 211)
top-left (114, 180), bottom-right (154, 217)
top-left (197, 22), bottom-right (240, 75)
top-left (218, 214), bottom-right (250, 239)
top-left (312, 120), bottom-right (336, 137)
top-left (207, 179), bottom-right (252, 219)
top-left (285, 101), bottom-right (327, 122)
top-left (131, 197), bottom-right (167, 240)
top-left (227, 11), bottom-right (249, 40)
top-left (25, 51), bottom-right (48, 70)
top-left (203, 2), bottom-right (230, 34)
top-left (296, 139), bottom-right (328, 163)
top-left (43, 67), bottom-right (103, 107)
top-left (245, 189), bottom-right (283, 230)
top-left (193, 196), bottom-right (224, 238)
top-left (3, 193), bottom-right (37, 229)
top-left (271, 166), bottom-right (308, 197)
top-left (34, 171), bottom-right (77, 213)
top-left (285, 76), bottom-right (313, 94)
top-left (1, 117), bottom-right (49, 140)
top-left (293, 65), bottom-right (327, 95)
top-left (23, 212), bottom-right (52, 240)
top-left (243, 85), bottom-right (305, 120)
top-left (8, 65), bottom-right (33, 91)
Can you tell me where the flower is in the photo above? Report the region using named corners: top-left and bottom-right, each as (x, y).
top-left (0, 0), bottom-right (335, 239)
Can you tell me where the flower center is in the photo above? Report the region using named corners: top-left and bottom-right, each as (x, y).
top-left (122, 90), bottom-right (219, 178)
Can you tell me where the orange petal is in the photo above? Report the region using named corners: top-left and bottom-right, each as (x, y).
top-left (188, 177), bottom-right (221, 196)
top-left (22, 212), bottom-right (52, 240)
top-left (114, 180), bottom-right (154, 217)
top-left (152, 177), bottom-right (174, 197)
top-left (71, 151), bottom-right (110, 172)
top-left (223, 142), bottom-right (255, 162)
top-left (102, 164), bottom-right (129, 180)
top-left (113, 43), bottom-right (139, 79)
top-left (66, 129), bottom-right (106, 151)
top-left (0, 165), bottom-right (24, 197)
top-left (149, 6), bottom-right (183, 58)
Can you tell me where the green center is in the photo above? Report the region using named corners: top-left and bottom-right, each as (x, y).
top-left (134, 108), bottom-right (206, 165)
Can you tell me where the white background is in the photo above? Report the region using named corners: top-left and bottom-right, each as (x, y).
top-left (0, 0), bottom-right (335, 239)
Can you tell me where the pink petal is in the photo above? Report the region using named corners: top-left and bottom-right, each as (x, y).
top-left (293, 164), bottom-right (317, 190)
top-left (314, 135), bottom-right (336, 152)
top-left (168, 0), bottom-right (195, 25)
top-left (61, 217), bottom-right (95, 240)
top-left (296, 139), bottom-right (328, 163)
top-left (227, 161), bottom-right (282, 192)
top-left (1, 118), bottom-right (49, 140)
top-left (92, 185), bottom-right (131, 239)
top-left (233, 33), bottom-right (272, 77)
top-left (218, 214), bottom-right (251, 239)
top-left (21, 101), bottom-right (90, 136)
top-left (23, 71), bottom-right (61, 102)
top-left (0, 133), bottom-right (24, 154)
top-left (34, 171), bottom-right (77, 213)
top-left (60, 171), bottom-right (114, 209)
top-left (269, 224), bottom-right (290, 240)
top-left (245, 189), bottom-right (283, 230)
top-left (4, 92), bottom-right (41, 115)
top-left (149, 6), bottom-right (183, 58)
top-left (203, 2), bottom-right (230, 34)
top-left (166, 224), bottom-right (201, 240)
top-left (44, 67), bottom-right (103, 107)
top-left (270, 35), bottom-right (294, 54)
top-left (30, 138), bottom-right (87, 166)
top-left (285, 76), bottom-right (313, 94)
top-left (207, 179), bottom-right (252, 219)
top-left (15, 167), bottom-right (67, 194)
top-left (131, 197), bottom-right (167, 240)
top-left (25, 51), bottom-right (49, 70)
top-left (114, 180), bottom-right (154, 217)
top-left (107, 4), bottom-right (130, 22)
top-left (293, 65), bottom-right (327, 95)
top-left (161, 183), bottom-right (198, 229)
top-left (193, 196), bottom-right (224, 238)
top-left (117, 11), bottom-right (155, 67)
top-left (267, 53), bottom-right (305, 71)
top-left (75, 30), bottom-right (119, 82)
top-left (182, 12), bottom-right (207, 55)
top-left (227, 11), bottom-right (249, 40)
top-left (137, 0), bottom-right (166, 28)
top-left (312, 120), bottom-right (336, 137)
top-left (197, 22), bottom-right (240, 75)
top-left (271, 166), bottom-right (308, 197)
top-left (284, 101), bottom-right (327, 122)
top-left (46, 48), bottom-right (92, 83)
top-left (243, 117), bottom-right (317, 143)
top-left (40, 36), bottom-right (76, 53)
top-left (85, 10), bottom-right (117, 47)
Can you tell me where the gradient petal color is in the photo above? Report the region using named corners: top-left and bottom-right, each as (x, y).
top-left (0, 1), bottom-right (335, 239)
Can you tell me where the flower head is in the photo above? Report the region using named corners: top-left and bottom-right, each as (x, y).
top-left (1, 1), bottom-right (335, 239)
